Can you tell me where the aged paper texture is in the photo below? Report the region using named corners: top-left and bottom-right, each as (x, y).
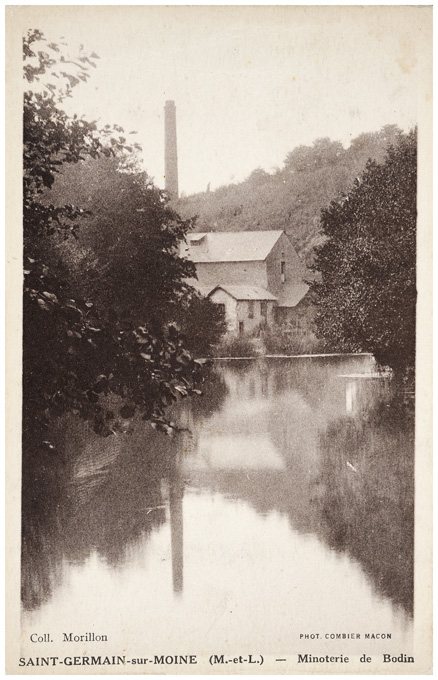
top-left (6, 4), bottom-right (433, 675)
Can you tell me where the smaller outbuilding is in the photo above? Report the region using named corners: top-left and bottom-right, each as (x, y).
top-left (208, 284), bottom-right (277, 335)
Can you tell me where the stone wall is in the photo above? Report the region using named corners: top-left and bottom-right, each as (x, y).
top-left (266, 233), bottom-right (307, 306)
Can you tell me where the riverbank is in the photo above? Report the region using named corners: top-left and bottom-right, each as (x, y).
top-left (213, 352), bottom-right (374, 360)
top-left (212, 326), bottom-right (324, 358)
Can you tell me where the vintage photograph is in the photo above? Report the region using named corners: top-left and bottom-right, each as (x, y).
top-left (6, 4), bottom-right (432, 674)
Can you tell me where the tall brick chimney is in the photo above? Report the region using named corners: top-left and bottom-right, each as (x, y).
top-left (164, 100), bottom-right (179, 200)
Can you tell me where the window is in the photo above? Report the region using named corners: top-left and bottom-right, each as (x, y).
top-left (260, 301), bottom-right (268, 323)
top-left (280, 260), bottom-right (286, 283)
top-left (216, 303), bottom-right (226, 316)
top-left (239, 321), bottom-right (244, 334)
top-left (248, 300), bottom-right (254, 319)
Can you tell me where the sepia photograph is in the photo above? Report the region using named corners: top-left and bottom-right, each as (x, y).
top-left (5, 4), bottom-right (433, 674)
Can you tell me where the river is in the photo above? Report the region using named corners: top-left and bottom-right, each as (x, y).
top-left (21, 355), bottom-right (414, 658)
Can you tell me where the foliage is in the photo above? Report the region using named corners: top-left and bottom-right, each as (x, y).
top-left (42, 155), bottom-right (198, 327)
top-left (261, 323), bottom-right (323, 356)
top-left (169, 290), bottom-right (227, 357)
top-left (176, 126), bottom-right (404, 265)
top-left (311, 130), bottom-right (417, 375)
top-left (43, 153), bottom-right (226, 348)
top-left (23, 30), bottom-right (209, 454)
top-left (214, 335), bottom-right (257, 358)
top-left (284, 137), bottom-right (345, 173)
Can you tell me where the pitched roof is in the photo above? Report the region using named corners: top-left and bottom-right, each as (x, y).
top-left (209, 285), bottom-right (277, 301)
top-left (276, 283), bottom-right (310, 307)
top-left (185, 230), bottom-right (284, 262)
top-left (190, 281), bottom-right (217, 297)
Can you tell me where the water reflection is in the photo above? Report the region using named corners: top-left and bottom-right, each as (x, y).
top-left (22, 418), bottom-right (177, 610)
top-left (316, 394), bottom-right (414, 615)
top-left (168, 477), bottom-right (184, 594)
top-left (181, 358), bottom-right (414, 616)
top-left (22, 356), bottom-right (414, 648)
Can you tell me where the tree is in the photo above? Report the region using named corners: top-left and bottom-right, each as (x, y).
top-left (169, 290), bottom-right (227, 357)
top-left (284, 138), bottom-right (345, 173)
top-left (42, 154), bottom-right (226, 348)
top-left (42, 155), bottom-right (198, 328)
top-left (311, 130), bottom-right (417, 376)
top-left (23, 30), bottom-right (209, 455)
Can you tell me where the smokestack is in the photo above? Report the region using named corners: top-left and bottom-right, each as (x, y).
top-left (164, 100), bottom-right (179, 200)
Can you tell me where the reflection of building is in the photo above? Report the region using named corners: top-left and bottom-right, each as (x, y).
top-left (178, 359), bottom-right (414, 616)
top-left (181, 230), bottom-right (309, 334)
top-left (21, 358), bottom-right (414, 624)
top-left (339, 371), bottom-right (390, 415)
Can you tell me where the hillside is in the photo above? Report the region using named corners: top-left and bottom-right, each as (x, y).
top-left (175, 125), bottom-right (404, 265)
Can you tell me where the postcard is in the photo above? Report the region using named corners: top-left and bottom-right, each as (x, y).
top-left (5, 5), bottom-right (433, 674)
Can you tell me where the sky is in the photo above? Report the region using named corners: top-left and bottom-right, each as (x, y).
top-left (20, 5), bottom-right (429, 196)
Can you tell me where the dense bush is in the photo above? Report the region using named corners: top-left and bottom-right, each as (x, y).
top-left (213, 335), bottom-right (257, 358)
top-left (261, 324), bottom-right (324, 355)
top-left (311, 130), bottom-right (416, 376)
